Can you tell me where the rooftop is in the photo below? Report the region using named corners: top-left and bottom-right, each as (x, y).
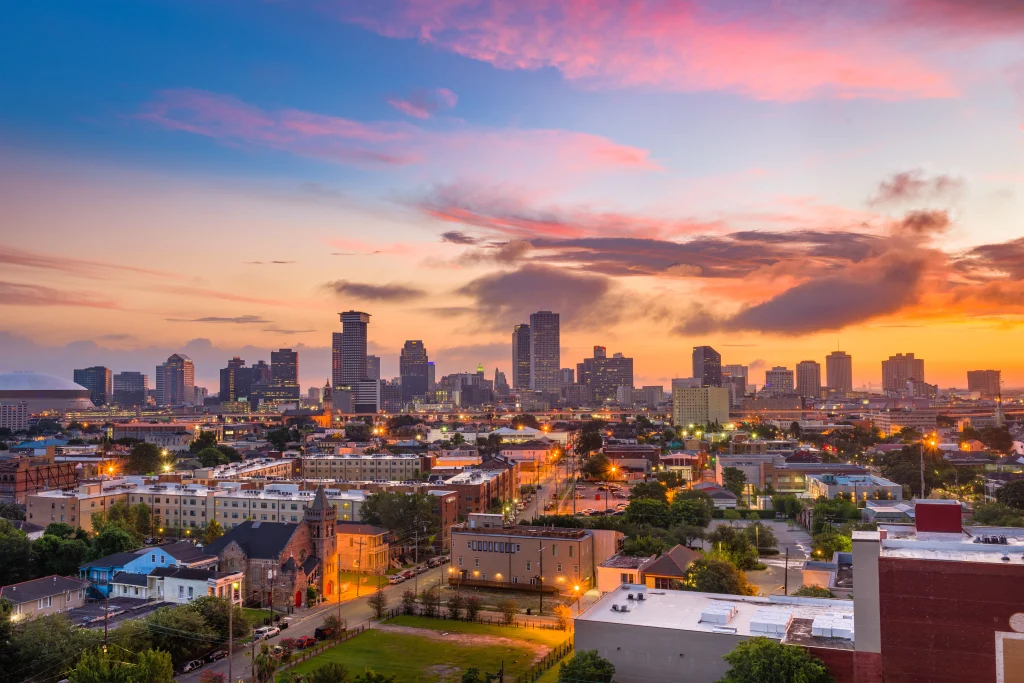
top-left (578, 584), bottom-right (854, 650)
top-left (599, 554), bottom-right (655, 570)
top-left (454, 525), bottom-right (590, 540)
top-left (0, 575), bottom-right (91, 603)
top-left (871, 524), bottom-right (1024, 564)
top-left (444, 469), bottom-right (503, 484)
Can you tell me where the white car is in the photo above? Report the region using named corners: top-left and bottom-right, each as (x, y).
top-left (253, 626), bottom-right (280, 640)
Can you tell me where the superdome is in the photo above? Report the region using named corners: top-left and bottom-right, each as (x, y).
top-left (0, 372), bottom-right (94, 412)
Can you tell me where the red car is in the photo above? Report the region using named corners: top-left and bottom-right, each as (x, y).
top-left (294, 635), bottom-right (316, 649)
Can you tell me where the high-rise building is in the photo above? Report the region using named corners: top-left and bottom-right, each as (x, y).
top-left (333, 311), bottom-right (370, 386)
top-left (560, 368), bottom-right (575, 386)
top-left (219, 357), bottom-right (253, 402)
top-left (112, 371), bottom-right (147, 407)
top-left (967, 370), bottom-right (1001, 399)
top-left (672, 386), bottom-right (730, 428)
top-left (366, 355), bottom-right (381, 382)
top-left (158, 354), bottom-right (195, 406)
top-left (723, 364), bottom-right (748, 380)
top-left (825, 351), bottom-right (853, 396)
top-left (494, 369), bottom-right (510, 397)
top-left (577, 346), bottom-right (634, 403)
top-left (512, 324), bottom-right (531, 390)
top-left (763, 366), bottom-right (795, 396)
top-left (193, 386), bottom-right (208, 405)
top-left (692, 346), bottom-right (722, 387)
top-left (73, 366), bottom-right (112, 406)
top-left (264, 348), bottom-right (300, 402)
top-left (307, 386), bottom-right (321, 404)
top-left (380, 379), bottom-right (403, 413)
top-left (882, 353), bottom-right (925, 395)
top-left (154, 364), bottom-right (165, 406)
top-left (529, 311), bottom-right (560, 393)
top-left (400, 340), bottom-right (429, 403)
top-left (427, 362), bottom-right (436, 391)
top-left (795, 360), bottom-right (822, 399)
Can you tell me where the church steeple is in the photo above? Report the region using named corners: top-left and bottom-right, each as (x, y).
top-left (304, 484), bottom-right (336, 561)
top-left (322, 379), bottom-right (333, 419)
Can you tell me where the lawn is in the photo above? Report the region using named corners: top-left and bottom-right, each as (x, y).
top-left (243, 607), bottom-right (286, 626)
top-left (280, 629), bottom-right (544, 682)
top-left (385, 615), bottom-right (568, 647)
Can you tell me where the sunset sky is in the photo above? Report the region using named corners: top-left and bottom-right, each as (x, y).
top-left (2, 1), bottom-right (1024, 391)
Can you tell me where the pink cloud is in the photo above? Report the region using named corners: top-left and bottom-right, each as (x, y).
top-left (388, 87), bottom-right (459, 118)
top-left (338, 0), bottom-right (959, 100)
top-left (0, 281), bottom-right (118, 309)
top-left (135, 89), bottom-right (659, 175)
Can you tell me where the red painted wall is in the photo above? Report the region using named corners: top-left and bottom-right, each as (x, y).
top-left (879, 557), bottom-right (1024, 683)
top-left (810, 648), bottom-right (882, 683)
top-left (913, 502), bottom-right (962, 533)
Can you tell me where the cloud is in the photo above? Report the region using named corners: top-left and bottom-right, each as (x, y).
top-left (135, 89), bottom-right (658, 176)
top-left (262, 327), bottom-right (318, 334)
top-left (432, 342), bottom-right (508, 372)
top-left (244, 260), bottom-right (297, 265)
top-left (323, 280), bottom-right (428, 301)
top-left (674, 255), bottom-right (926, 335)
top-left (388, 87), bottom-right (458, 119)
top-left (893, 209), bottom-right (952, 235)
top-left (157, 285), bottom-right (289, 307)
top-left (338, 0), bottom-right (957, 100)
top-left (0, 247), bottom-right (175, 280)
top-left (455, 264), bottom-right (618, 329)
top-left (869, 169), bottom-right (964, 205)
top-left (166, 315), bottom-right (272, 324)
top-left (0, 281), bottom-right (118, 309)
top-left (440, 231), bottom-right (481, 245)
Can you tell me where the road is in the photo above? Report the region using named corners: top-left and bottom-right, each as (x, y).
top-left (703, 519), bottom-right (811, 597)
top-left (177, 564), bottom-right (449, 682)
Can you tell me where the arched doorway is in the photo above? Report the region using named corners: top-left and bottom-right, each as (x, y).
top-left (326, 581), bottom-right (334, 596)
top-left (295, 590), bottom-right (302, 608)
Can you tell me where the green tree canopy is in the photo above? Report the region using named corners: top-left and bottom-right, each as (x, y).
top-left (670, 495), bottom-right (713, 528)
top-left (722, 467), bottom-right (747, 497)
top-left (90, 526), bottom-right (140, 560)
top-left (0, 501), bottom-right (26, 521)
top-left (68, 647), bottom-right (174, 683)
top-left (811, 532), bottom-right (852, 560)
top-left (717, 636), bottom-right (834, 683)
top-left (190, 431), bottom-right (219, 453)
top-left (309, 662), bottom-right (352, 683)
top-left (623, 498), bottom-right (672, 527)
top-left (359, 491), bottom-right (439, 536)
top-left (972, 502), bottom-right (1024, 526)
top-left (125, 443), bottom-right (163, 474)
top-left (996, 480), bottom-right (1024, 510)
top-left (628, 481), bottom-right (668, 503)
top-left (0, 519), bottom-right (32, 585)
top-left (31, 534), bottom-right (90, 576)
top-left (743, 522), bottom-right (778, 551)
top-left (791, 585), bottom-right (836, 598)
top-left (557, 650), bottom-right (615, 683)
top-left (620, 534), bottom-right (668, 557)
top-left (706, 525), bottom-right (759, 570)
top-left (145, 606), bottom-right (218, 665)
top-left (196, 447), bottom-right (228, 467)
top-left (511, 414), bottom-right (540, 430)
top-left (684, 557), bottom-right (757, 596)
top-left (580, 453), bottom-right (611, 480)
top-left (185, 595), bottom-right (250, 640)
top-left (202, 519), bottom-right (225, 544)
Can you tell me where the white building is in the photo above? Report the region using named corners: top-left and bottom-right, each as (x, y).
top-left (672, 387), bottom-right (730, 428)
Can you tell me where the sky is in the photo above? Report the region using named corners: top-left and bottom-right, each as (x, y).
top-left (2, 0), bottom-right (1024, 391)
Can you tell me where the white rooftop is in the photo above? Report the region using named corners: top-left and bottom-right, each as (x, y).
top-left (577, 584), bottom-right (853, 646)
top-left (874, 525), bottom-right (1024, 564)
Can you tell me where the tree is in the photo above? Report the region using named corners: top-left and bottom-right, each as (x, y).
top-left (196, 447), bottom-right (228, 468)
top-left (125, 443), bottom-right (163, 474)
top-left (553, 603), bottom-right (573, 631)
top-left (580, 453), bottom-right (611, 480)
top-left (576, 431), bottom-right (604, 456)
top-left (461, 668), bottom-right (498, 683)
top-left (811, 532), bottom-right (852, 560)
top-left (771, 495), bottom-right (804, 519)
top-left (972, 502), bottom-right (1024, 526)
top-left (722, 468), bottom-right (746, 497)
top-left (359, 492), bottom-right (439, 537)
top-left (684, 557), bottom-right (757, 596)
top-left (8, 613), bottom-right (101, 682)
top-left (558, 650), bottom-right (615, 683)
top-left (401, 589), bottom-right (417, 615)
top-left (446, 592), bottom-right (464, 620)
top-left (203, 519), bottom-right (225, 544)
top-left (32, 533), bottom-right (90, 576)
top-left (791, 586), bottom-right (836, 598)
top-left (789, 421), bottom-right (802, 439)
top-left (620, 534), bottom-right (667, 557)
top-left (67, 647), bottom-right (174, 683)
top-left (706, 525), bottom-right (759, 570)
top-left (144, 605), bottom-right (218, 664)
top-left (499, 599), bottom-right (518, 626)
top-left (253, 644), bottom-right (280, 683)
top-left (623, 498), bottom-right (672, 527)
top-left (0, 519), bottom-right (33, 585)
top-left (420, 586), bottom-right (439, 617)
top-left (717, 636), bottom-right (834, 683)
top-left (352, 672), bottom-right (398, 683)
top-left (743, 522), bottom-right (778, 552)
top-left (670, 496), bottom-right (713, 528)
top-left (186, 595), bottom-right (250, 640)
top-left (190, 431), bottom-right (219, 453)
top-left (92, 500), bottom-right (152, 543)
top-left (267, 427), bottom-right (292, 450)
top-left (199, 672), bottom-right (228, 683)
top-left (217, 444), bottom-right (244, 462)
top-left (309, 662), bottom-right (351, 683)
top-left (368, 583), bottom-right (388, 619)
top-left (997, 480), bottom-right (1024, 510)
top-left (44, 521), bottom-right (89, 541)
top-left (511, 414), bottom-right (540, 430)
top-left (90, 525), bottom-right (139, 560)
top-left (980, 426), bottom-right (1014, 454)
top-left (464, 595), bottom-right (483, 622)
top-left (323, 614), bottom-right (345, 635)
top-left (0, 501), bottom-right (25, 520)
top-left (628, 481), bottom-right (668, 503)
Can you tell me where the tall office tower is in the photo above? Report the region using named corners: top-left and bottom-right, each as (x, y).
top-left (366, 355), bottom-right (381, 381)
top-left (112, 371), bottom-right (147, 407)
top-left (967, 370), bottom-right (1002, 399)
top-left (193, 386), bottom-right (208, 405)
top-left (334, 311), bottom-right (370, 385)
top-left (159, 354), bottom-right (195, 406)
top-left (529, 311), bottom-right (560, 392)
top-left (266, 348), bottom-right (300, 401)
top-left (400, 340), bottom-right (430, 403)
top-left (560, 368), bottom-right (575, 386)
top-left (723, 364), bottom-right (748, 380)
top-left (494, 369), bottom-right (510, 397)
top-left (511, 324), bottom-right (531, 390)
top-left (763, 366), bottom-right (795, 396)
top-left (882, 353), bottom-right (925, 395)
top-left (307, 386), bottom-right (321, 404)
top-left (825, 351), bottom-right (853, 396)
top-left (73, 366), bottom-right (112, 406)
top-left (672, 386), bottom-right (731, 428)
top-left (692, 346), bottom-right (723, 387)
top-left (154, 364), bottom-right (166, 406)
top-left (219, 357), bottom-right (249, 401)
top-left (577, 347), bottom-right (634, 403)
top-left (795, 360), bottom-right (822, 399)
top-left (380, 379), bottom-right (403, 413)
top-left (426, 362), bottom-right (436, 391)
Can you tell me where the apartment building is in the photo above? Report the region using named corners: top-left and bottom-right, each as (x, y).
top-left (300, 454), bottom-right (425, 481)
top-left (0, 452), bottom-right (79, 504)
top-left (26, 479), bottom-right (131, 532)
top-left (336, 522), bottom-right (390, 573)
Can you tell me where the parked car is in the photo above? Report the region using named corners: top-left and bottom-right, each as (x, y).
top-left (415, 565), bottom-right (428, 574)
top-left (401, 570), bottom-right (416, 579)
top-left (427, 557), bottom-right (441, 568)
top-left (597, 485), bottom-right (608, 491)
top-left (254, 626), bottom-right (280, 640)
top-left (205, 650), bottom-right (228, 663)
top-left (278, 617), bottom-right (291, 630)
top-left (613, 492), bottom-right (628, 499)
top-left (181, 660), bottom-right (203, 673)
top-left (389, 574), bottom-right (406, 585)
top-left (314, 626), bottom-right (335, 641)
top-left (294, 635), bottom-right (317, 649)
top-left (584, 508), bottom-right (598, 515)
top-left (441, 555), bottom-right (451, 564)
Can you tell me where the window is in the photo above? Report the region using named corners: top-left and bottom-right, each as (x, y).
top-left (512, 576), bottom-right (518, 584)
top-left (480, 574), bottom-right (486, 581)
top-left (552, 544), bottom-right (558, 556)
top-left (474, 558), bottom-right (479, 568)
top-left (573, 565), bottom-right (578, 575)
top-left (569, 546), bottom-right (574, 558)
top-left (557, 563), bottom-right (562, 572)
top-left (188, 587), bottom-right (193, 598)
top-left (38, 596), bottom-right (52, 609)
top-left (620, 573), bottom-right (634, 584)
top-left (526, 561), bottom-right (532, 571)
top-left (179, 586), bottom-right (185, 598)
top-left (458, 556), bottom-right (464, 566)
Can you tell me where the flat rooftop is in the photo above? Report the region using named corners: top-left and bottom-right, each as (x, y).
top-left (578, 585), bottom-right (854, 650)
top-left (874, 524), bottom-right (1024, 564)
top-left (454, 525), bottom-right (589, 540)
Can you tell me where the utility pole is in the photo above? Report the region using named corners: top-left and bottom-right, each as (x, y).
top-left (337, 555), bottom-right (343, 628)
top-left (228, 581), bottom-right (237, 683)
top-left (920, 440), bottom-right (927, 501)
top-left (355, 538), bottom-right (366, 597)
top-left (537, 544), bottom-right (545, 616)
top-left (103, 593), bottom-right (109, 653)
top-left (268, 569), bottom-right (276, 624)
top-left (783, 548), bottom-right (789, 596)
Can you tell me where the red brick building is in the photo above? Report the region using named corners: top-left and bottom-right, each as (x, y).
top-left (0, 453), bottom-right (79, 504)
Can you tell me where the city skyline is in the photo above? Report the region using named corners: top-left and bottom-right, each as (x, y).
top-left (3, 2), bottom-right (1024, 388)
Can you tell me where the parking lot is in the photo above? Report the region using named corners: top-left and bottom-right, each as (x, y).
top-left (557, 481), bottom-right (633, 516)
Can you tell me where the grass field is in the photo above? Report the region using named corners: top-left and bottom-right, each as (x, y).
top-left (281, 618), bottom-right (569, 682)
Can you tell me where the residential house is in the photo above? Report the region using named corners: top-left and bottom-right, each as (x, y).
top-left (643, 545), bottom-right (699, 589)
top-left (1, 575), bottom-right (90, 622)
top-left (596, 554), bottom-right (656, 595)
top-left (79, 541), bottom-right (217, 596)
top-left (336, 522), bottom-right (390, 574)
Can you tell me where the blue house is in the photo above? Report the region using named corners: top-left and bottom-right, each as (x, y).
top-left (79, 541), bottom-right (217, 596)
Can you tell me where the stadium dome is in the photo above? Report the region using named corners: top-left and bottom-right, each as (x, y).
top-left (0, 372), bottom-right (94, 412)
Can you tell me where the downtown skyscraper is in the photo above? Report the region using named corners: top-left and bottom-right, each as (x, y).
top-left (529, 311), bottom-right (560, 393)
top-left (156, 353), bottom-right (194, 406)
top-left (73, 366), bottom-right (112, 406)
top-left (332, 311), bottom-right (378, 412)
top-left (826, 351), bottom-right (853, 396)
top-left (399, 340), bottom-right (429, 403)
top-left (692, 346), bottom-right (722, 387)
top-left (512, 323), bottom-right (531, 390)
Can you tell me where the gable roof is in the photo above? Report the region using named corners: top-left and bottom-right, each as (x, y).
top-left (642, 545), bottom-right (699, 579)
top-left (149, 566), bottom-right (238, 581)
top-left (157, 541), bottom-right (216, 565)
top-left (80, 550), bottom-right (144, 569)
top-left (202, 521), bottom-right (301, 560)
top-left (111, 572), bottom-right (149, 587)
top-left (8, 519), bottom-right (45, 535)
top-left (0, 575), bottom-right (90, 603)
top-left (336, 521), bottom-right (388, 536)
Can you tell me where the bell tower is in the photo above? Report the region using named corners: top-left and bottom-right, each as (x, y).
top-left (322, 380), bottom-right (333, 422)
top-left (304, 485), bottom-right (337, 562)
